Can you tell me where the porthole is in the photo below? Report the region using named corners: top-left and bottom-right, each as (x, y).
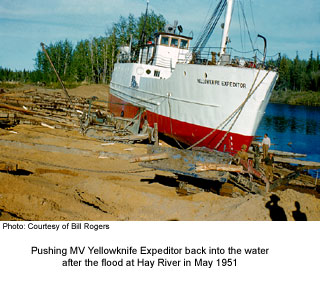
top-left (136, 66), bottom-right (144, 75)
top-left (205, 73), bottom-right (208, 78)
top-left (146, 69), bottom-right (151, 75)
top-left (184, 71), bottom-right (187, 76)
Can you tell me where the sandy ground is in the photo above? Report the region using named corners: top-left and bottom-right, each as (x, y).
top-left (0, 84), bottom-right (319, 221)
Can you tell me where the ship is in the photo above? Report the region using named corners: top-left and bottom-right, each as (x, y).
top-left (109, 0), bottom-right (278, 153)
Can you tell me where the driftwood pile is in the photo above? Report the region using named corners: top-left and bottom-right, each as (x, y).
top-left (0, 88), bottom-right (108, 130)
top-left (0, 88), bottom-right (153, 144)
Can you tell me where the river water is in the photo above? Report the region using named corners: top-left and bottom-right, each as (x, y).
top-left (256, 103), bottom-right (320, 177)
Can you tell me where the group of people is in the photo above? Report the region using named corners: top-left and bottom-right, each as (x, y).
top-left (235, 133), bottom-right (275, 183)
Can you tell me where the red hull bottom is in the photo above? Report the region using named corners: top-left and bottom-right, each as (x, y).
top-left (109, 94), bottom-right (253, 153)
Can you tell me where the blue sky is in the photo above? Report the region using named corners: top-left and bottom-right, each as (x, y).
top-left (0, 0), bottom-right (319, 71)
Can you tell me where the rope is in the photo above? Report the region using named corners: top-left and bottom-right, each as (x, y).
top-left (213, 69), bottom-right (266, 149)
top-left (187, 67), bottom-right (271, 151)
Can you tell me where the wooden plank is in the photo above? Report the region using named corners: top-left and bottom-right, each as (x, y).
top-left (130, 152), bottom-right (169, 163)
top-left (269, 150), bottom-right (307, 158)
top-left (105, 133), bottom-right (149, 142)
top-left (154, 123), bottom-right (159, 146)
top-left (273, 156), bottom-right (320, 168)
top-left (196, 162), bottom-right (243, 173)
top-left (250, 141), bottom-right (307, 158)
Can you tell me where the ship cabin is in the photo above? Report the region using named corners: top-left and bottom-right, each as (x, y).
top-left (138, 32), bottom-right (193, 70)
top-left (118, 31), bottom-right (193, 72)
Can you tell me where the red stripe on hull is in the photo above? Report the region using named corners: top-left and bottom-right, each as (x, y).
top-left (109, 93), bottom-right (253, 153)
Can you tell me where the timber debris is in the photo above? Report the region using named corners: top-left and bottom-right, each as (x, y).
top-left (137, 145), bottom-right (320, 198)
top-left (0, 88), bottom-right (153, 143)
top-left (0, 85), bottom-right (319, 198)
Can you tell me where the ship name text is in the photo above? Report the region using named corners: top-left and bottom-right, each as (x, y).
top-left (197, 79), bottom-right (247, 89)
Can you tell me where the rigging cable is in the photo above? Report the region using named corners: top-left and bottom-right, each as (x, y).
top-left (240, 0), bottom-right (255, 52)
top-left (237, 0), bottom-right (244, 53)
top-left (192, 0), bottom-right (227, 53)
top-left (249, 0), bottom-right (257, 41)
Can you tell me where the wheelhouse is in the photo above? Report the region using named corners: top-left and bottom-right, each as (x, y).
top-left (138, 32), bottom-right (193, 69)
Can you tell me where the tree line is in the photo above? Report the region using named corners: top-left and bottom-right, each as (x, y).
top-left (0, 11), bottom-right (166, 85)
top-left (0, 11), bottom-right (319, 95)
top-left (268, 51), bottom-right (320, 92)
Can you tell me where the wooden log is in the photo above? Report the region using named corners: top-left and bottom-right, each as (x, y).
top-left (41, 123), bottom-right (55, 129)
top-left (0, 103), bottom-right (34, 115)
top-left (16, 114), bottom-right (78, 129)
top-left (0, 92), bottom-right (24, 97)
top-left (196, 162), bottom-right (243, 173)
top-left (23, 89), bottom-right (37, 94)
top-left (130, 152), bottom-right (169, 163)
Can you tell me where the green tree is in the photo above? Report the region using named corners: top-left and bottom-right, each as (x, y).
top-left (277, 56), bottom-right (291, 91)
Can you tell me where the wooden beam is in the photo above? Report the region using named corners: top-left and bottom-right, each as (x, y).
top-left (154, 123), bottom-right (159, 146)
top-left (105, 134), bottom-right (149, 142)
top-left (130, 152), bottom-right (169, 163)
top-left (251, 142), bottom-right (307, 158)
top-left (196, 162), bottom-right (243, 173)
top-left (273, 156), bottom-right (320, 168)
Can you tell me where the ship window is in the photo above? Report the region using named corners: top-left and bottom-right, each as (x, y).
top-left (180, 39), bottom-right (189, 49)
top-left (154, 70), bottom-right (160, 77)
top-left (146, 69), bottom-right (151, 75)
top-left (161, 36), bottom-right (169, 46)
top-left (170, 38), bottom-right (179, 47)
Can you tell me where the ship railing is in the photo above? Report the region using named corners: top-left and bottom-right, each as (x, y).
top-left (177, 47), bottom-right (279, 69)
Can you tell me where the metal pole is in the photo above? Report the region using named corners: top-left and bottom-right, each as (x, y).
top-left (40, 42), bottom-right (83, 130)
top-left (40, 42), bottom-right (72, 102)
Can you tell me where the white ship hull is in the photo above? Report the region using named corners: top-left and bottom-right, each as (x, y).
top-left (110, 62), bottom-right (278, 153)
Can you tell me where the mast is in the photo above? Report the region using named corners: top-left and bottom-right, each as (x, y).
top-left (219, 0), bottom-right (234, 56)
top-left (139, 0), bottom-right (150, 64)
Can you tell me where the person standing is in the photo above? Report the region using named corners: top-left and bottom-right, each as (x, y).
top-left (235, 144), bottom-right (248, 164)
top-left (263, 153), bottom-right (274, 183)
top-left (261, 133), bottom-right (271, 159)
top-left (252, 143), bottom-right (260, 169)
